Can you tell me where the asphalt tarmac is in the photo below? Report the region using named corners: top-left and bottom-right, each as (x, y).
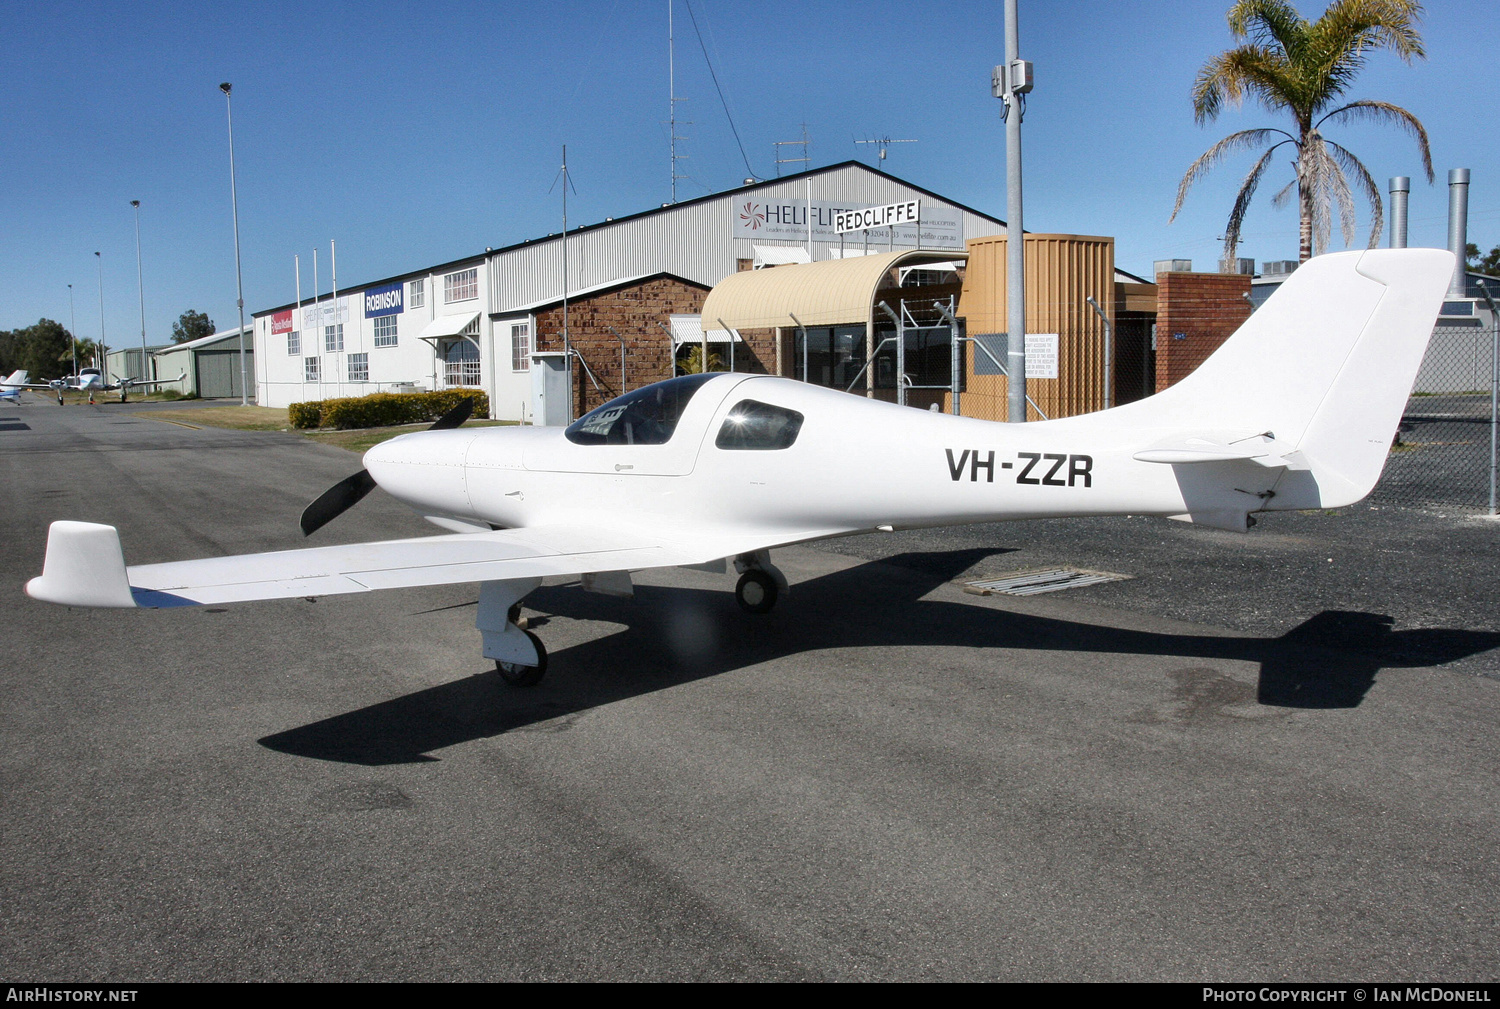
top-left (2, 397), bottom-right (1498, 981)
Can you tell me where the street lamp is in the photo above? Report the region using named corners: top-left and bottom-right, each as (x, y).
top-left (131, 200), bottom-right (147, 382)
top-left (67, 284), bottom-right (77, 375)
top-left (220, 82), bottom-right (249, 406)
top-left (95, 251), bottom-right (106, 370)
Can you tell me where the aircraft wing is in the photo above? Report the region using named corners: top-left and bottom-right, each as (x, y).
top-left (114, 372), bottom-right (187, 389)
top-left (25, 520), bottom-right (825, 609)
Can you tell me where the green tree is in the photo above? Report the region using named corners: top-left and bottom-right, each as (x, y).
top-left (1466, 242), bottom-right (1500, 278)
top-left (676, 344), bottom-right (724, 375)
top-left (0, 320), bottom-right (74, 380)
top-left (1171, 0), bottom-right (1433, 265)
top-left (172, 309), bottom-right (215, 344)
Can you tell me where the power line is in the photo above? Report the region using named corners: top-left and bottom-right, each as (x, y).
top-left (681, 0), bottom-right (755, 181)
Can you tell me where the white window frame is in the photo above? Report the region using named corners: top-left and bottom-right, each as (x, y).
top-left (287, 330), bottom-right (300, 356)
top-left (444, 268), bottom-right (478, 304)
top-left (324, 323), bottom-right (344, 353)
top-left (373, 315), bottom-right (398, 348)
top-left (511, 321), bottom-right (530, 372)
top-left (348, 352), bottom-right (369, 383)
top-left (304, 356), bottom-right (320, 382)
top-left (409, 278), bottom-right (425, 309)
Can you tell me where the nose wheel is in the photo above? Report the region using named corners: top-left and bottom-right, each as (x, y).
top-left (735, 569), bottom-right (778, 614)
top-left (495, 629), bottom-right (548, 687)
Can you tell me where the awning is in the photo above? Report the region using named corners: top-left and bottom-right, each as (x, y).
top-left (669, 314), bottom-right (740, 345)
top-left (752, 245), bottom-right (811, 268)
top-left (700, 249), bottom-right (969, 330)
top-left (418, 312), bottom-right (481, 340)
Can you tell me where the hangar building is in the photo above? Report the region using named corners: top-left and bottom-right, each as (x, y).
top-left (251, 163), bottom-right (1006, 420)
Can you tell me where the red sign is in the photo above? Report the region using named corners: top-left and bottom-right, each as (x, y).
top-left (271, 310), bottom-right (293, 335)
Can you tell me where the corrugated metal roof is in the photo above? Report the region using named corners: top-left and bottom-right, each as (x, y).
top-left (699, 249), bottom-right (968, 330)
top-left (668, 315), bottom-right (740, 344)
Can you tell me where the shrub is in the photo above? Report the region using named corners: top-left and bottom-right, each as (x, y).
top-left (287, 389), bottom-right (489, 430)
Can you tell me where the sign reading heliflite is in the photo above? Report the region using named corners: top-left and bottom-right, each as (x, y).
top-left (733, 196), bottom-right (962, 249)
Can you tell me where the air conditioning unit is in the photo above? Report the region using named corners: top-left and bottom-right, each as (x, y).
top-left (1154, 259), bottom-right (1193, 275)
top-left (1262, 260), bottom-right (1298, 277)
top-left (1220, 258), bottom-right (1255, 275)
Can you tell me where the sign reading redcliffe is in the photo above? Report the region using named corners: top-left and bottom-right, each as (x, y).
top-left (834, 200), bottom-right (920, 235)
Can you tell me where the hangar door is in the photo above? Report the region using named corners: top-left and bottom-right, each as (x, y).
top-left (196, 348), bottom-right (255, 400)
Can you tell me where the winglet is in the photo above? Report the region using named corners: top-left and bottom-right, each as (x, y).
top-left (26, 521), bottom-right (138, 608)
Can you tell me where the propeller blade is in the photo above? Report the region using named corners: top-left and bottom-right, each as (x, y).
top-left (429, 397), bottom-right (474, 430)
top-left (300, 469), bottom-right (377, 537)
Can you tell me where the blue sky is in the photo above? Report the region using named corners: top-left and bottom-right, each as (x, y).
top-left (3, 0), bottom-right (1496, 343)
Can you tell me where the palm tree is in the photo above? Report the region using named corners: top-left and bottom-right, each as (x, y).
top-left (1171, 0), bottom-right (1433, 266)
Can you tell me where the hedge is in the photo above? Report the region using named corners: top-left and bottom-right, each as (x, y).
top-left (288, 389), bottom-right (490, 430)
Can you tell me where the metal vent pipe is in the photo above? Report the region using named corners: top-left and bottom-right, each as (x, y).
top-left (1389, 176), bottom-right (1409, 249)
top-left (1448, 168), bottom-right (1470, 297)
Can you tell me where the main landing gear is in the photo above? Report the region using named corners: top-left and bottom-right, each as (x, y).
top-left (495, 629), bottom-right (547, 687)
top-left (733, 551), bottom-right (787, 615)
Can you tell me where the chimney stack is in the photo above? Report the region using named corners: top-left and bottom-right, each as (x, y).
top-left (1389, 176), bottom-right (1409, 249)
top-left (1448, 168), bottom-right (1470, 297)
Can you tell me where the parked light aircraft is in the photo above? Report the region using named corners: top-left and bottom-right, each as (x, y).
top-left (27, 249), bottom-right (1454, 686)
top-left (13, 366), bottom-right (185, 404)
top-left (0, 370), bottom-right (29, 403)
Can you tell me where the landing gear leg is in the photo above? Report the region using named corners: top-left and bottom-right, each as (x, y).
top-left (477, 577), bottom-right (545, 687)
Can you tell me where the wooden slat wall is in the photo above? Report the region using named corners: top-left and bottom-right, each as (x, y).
top-left (956, 234), bottom-right (1115, 421)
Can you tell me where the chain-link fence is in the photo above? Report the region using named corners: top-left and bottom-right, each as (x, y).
top-left (1373, 317), bottom-right (1498, 512)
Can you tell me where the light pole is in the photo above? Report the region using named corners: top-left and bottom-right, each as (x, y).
top-left (131, 200), bottom-right (147, 381)
top-left (95, 251), bottom-right (106, 369)
top-left (221, 82), bottom-right (249, 406)
top-left (67, 284), bottom-right (77, 375)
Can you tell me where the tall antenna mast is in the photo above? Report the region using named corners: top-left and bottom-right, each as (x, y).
top-left (854, 135), bottom-right (917, 163)
top-left (667, 1), bottom-right (690, 202)
top-left (773, 124), bottom-right (811, 177)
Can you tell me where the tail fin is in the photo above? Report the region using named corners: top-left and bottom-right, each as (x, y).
top-left (2, 370), bottom-right (26, 386)
top-left (1123, 248), bottom-right (1453, 508)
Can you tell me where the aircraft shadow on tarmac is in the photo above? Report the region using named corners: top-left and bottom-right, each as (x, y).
top-left (258, 549), bottom-right (1500, 765)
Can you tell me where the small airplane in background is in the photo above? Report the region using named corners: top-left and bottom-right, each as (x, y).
top-left (13, 367), bottom-right (186, 405)
top-left (0, 370), bottom-right (29, 403)
top-left (26, 249), bottom-right (1456, 687)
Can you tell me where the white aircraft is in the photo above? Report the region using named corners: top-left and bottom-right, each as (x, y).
top-left (14, 366), bottom-right (185, 405)
top-left (0, 370), bottom-right (29, 404)
top-left (26, 249), bottom-right (1453, 686)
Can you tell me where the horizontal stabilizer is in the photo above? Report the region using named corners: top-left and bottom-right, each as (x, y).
top-left (1133, 433), bottom-right (1309, 470)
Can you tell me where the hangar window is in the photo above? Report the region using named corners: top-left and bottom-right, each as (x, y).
top-left (348, 353), bottom-right (368, 382)
top-left (565, 374), bottom-right (716, 446)
top-left (715, 400), bottom-right (803, 451)
top-left (511, 323), bottom-right (530, 372)
top-left (445, 268), bottom-right (478, 304)
top-left (374, 315), bottom-right (398, 348)
top-left (324, 323), bottom-right (344, 353)
top-left (409, 278), bottom-right (425, 309)
top-left (287, 330), bottom-right (300, 356)
top-left (304, 356), bottom-right (320, 382)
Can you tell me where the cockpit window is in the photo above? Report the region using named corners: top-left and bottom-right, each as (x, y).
top-left (565, 373), bottom-right (717, 446)
top-left (715, 399), bottom-right (804, 451)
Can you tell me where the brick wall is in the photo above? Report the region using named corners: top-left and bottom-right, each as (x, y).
top-left (1154, 272), bottom-right (1251, 392)
top-left (532, 274), bottom-right (771, 416)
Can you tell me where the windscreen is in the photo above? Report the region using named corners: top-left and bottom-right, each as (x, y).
top-left (565, 373), bottom-right (718, 446)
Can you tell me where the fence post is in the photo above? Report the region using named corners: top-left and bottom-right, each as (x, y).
top-left (1478, 281), bottom-right (1499, 515)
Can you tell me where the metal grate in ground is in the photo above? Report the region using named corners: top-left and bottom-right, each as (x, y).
top-left (963, 567), bottom-right (1132, 597)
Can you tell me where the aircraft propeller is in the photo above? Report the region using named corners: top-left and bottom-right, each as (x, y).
top-left (299, 396), bottom-right (474, 537)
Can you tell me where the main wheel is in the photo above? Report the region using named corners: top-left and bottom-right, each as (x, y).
top-left (495, 629), bottom-right (547, 687)
top-left (736, 569), bottom-right (778, 614)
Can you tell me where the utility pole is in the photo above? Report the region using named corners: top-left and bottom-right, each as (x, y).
top-left (551, 146), bottom-right (578, 422)
top-left (220, 82), bottom-right (249, 406)
top-left (67, 284), bottom-right (77, 375)
top-left (995, 0), bottom-right (1032, 423)
top-left (95, 251), bottom-right (106, 369)
top-left (131, 200), bottom-right (147, 381)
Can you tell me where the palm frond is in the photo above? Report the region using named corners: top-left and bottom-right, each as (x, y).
top-left (1318, 100), bottom-right (1433, 180)
top-left (1227, 0), bottom-right (1307, 56)
top-left (1223, 143), bottom-right (1285, 264)
top-left (1270, 177), bottom-right (1298, 209)
top-left (1304, 141), bottom-right (1356, 253)
top-left (1325, 138), bottom-right (1385, 248)
top-left (1192, 46), bottom-right (1293, 122)
top-left (1171, 129), bottom-right (1295, 222)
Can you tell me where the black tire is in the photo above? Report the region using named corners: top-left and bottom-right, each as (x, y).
top-left (495, 629), bottom-right (547, 687)
top-left (736, 569), bottom-right (778, 614)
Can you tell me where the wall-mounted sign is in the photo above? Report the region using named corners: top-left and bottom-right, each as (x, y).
top-left (733, 197), bottom-right (962, 249)
top-left (1025, 333), bottom-right (1059, 380)
top-left (364, 281), bottom-right (404, 318)
top-left (302, 297), bottom-right (350, 331)
top-left (270, 310), bottom-right (293, 335)
top-left (834, 200), bottom-right (920, 235)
